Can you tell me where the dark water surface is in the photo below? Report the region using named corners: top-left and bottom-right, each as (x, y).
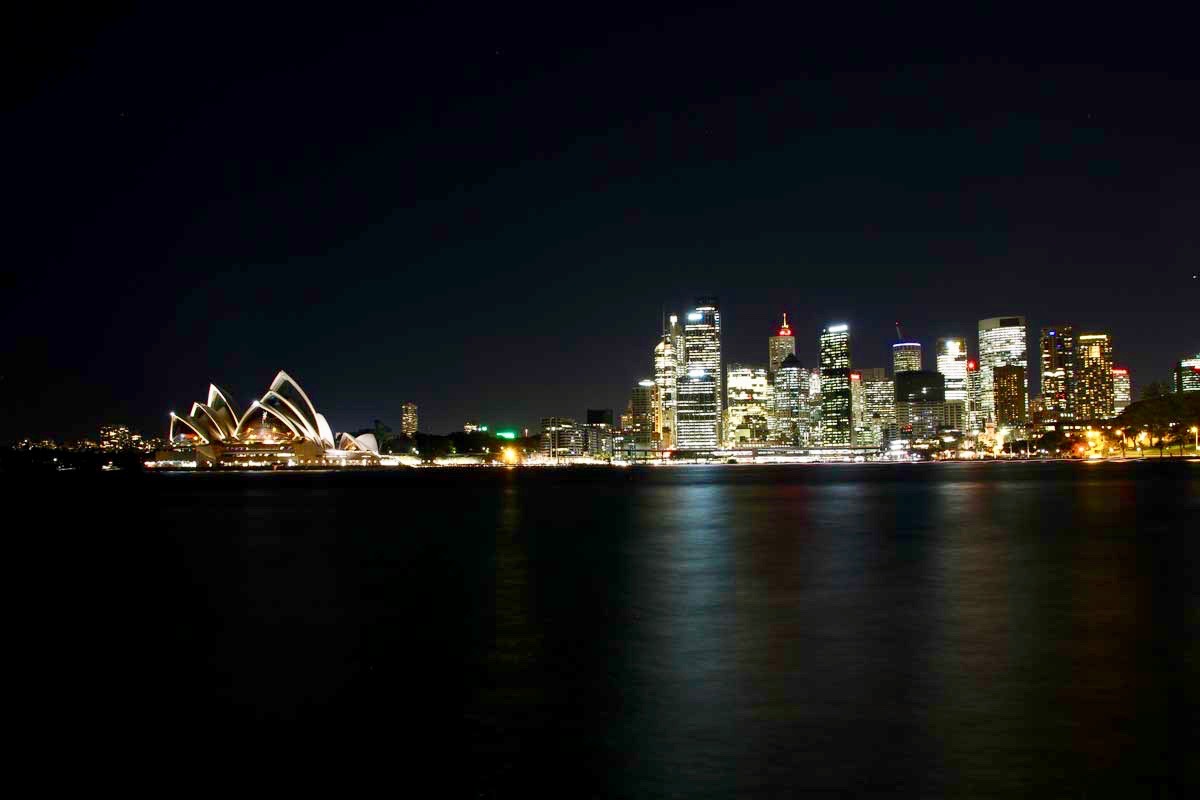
top-left (34, 462), bottom-right (1199, 794)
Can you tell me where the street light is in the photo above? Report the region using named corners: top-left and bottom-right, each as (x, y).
top-left (1191, 426), bottom-right (1198, 451)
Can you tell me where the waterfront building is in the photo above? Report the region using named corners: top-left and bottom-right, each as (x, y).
top-left (1039, 325), bottom-right (1075, 428)
top-left (862, 369), bottom-right (894, 448)
top-left (993, 365), bottom-right (1028, 428)
top-left (1074, 333), bottom-right (1114, 420)
top-left (965, 359), bottom-right (983, 433)
top-left (621, 380), bottom-right (657, 449)
top-left (1112, 367), bottom-right (1131, 415)
top-left (726, 364), bottom-right (772, 446)
top-left (935, 338), bottom-right (968, 401)
top-left (768, 313), bottom-right (796, 377)
top-left (654, 333), bottom-right (678, 448)
top-left (771, 354), bottom-right (806, 446)
top-left (681, 298), bottom-right (722, 446)
top-left (1176, 354), bottom-right (1200, 393)
top-left (895, 370), bottom-right (946, 439)
top-left (676, 370), bottom-right (720, 449)
top-left (166, 371), bottom-right (383, 467)
top-left (978, 316), bottom-right (1028, 425)
top-left (100, 424), bottom-right (134, 451)
top-left (540, 417), bottom-right (583, 458)
top-left (819, 324), bottom-right (853, 446)
top-left (401, 402), bottom-right (418, 436)
top-left (892, 342), bottom-right (922, 375)
top-left (581, 423), bottom-right (613, 458)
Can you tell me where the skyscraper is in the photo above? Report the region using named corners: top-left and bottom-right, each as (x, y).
top-left (1073, 333), bottom-right (1114, 420)
top-left (819, 323), bottom-right (852, 446)
top-left (676, 370), bottom-right (719, 450)
top-left (654, 333), bottom-right (678, 448)
top-left (862, 370), bottom-right (895, 448)
top-left (725, 364), bottom-right (772, 446)
top-left (892, 342), bottom-right (922, 375)
top-left (682, 298), bottom-right (722, 445)
top-left (401, 401), bottom-right (418, 437)
top-left (771, 354), bottom-right (806, 446)
top-left (978, 316), bottom-right (1028, 425)
top-left (541, 417), bottom-right (583, 458)
top-left (621, 380), bottom-right (657, 449)
top-left (1178, 354), bottom-right (1200, 393)
top-left (768, 313), bottom-right (796, 377)
top-left (1039, 325), bottom-right (1075, 427)
top-left (993, 366), bottom-right (1027, 428)
top-left (936, 337), bottom-right (968, 431)
top-left (895, 370), bottom-right (947, 439)
top-left (966, 359), bottom-right (983, 432)
top-left (1112, 367), bottom-right (1131, 415)
top-left (670, 314), bottom-right (686, 376)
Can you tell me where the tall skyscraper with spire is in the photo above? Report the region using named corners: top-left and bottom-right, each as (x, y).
top-left (768, 313), bottom-right (796, 377)
top-left (819, 323), bottom-right (853, 446)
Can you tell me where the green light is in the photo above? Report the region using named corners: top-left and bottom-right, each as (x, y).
top-left (480, 425), bottom-right (488, 432)
top-left (496, 431), bottom-right (516, 440)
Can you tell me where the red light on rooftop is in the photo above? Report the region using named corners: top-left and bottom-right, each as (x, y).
top-left (775, 312), bottom-right (793, 337)
top-left (967, 360), bottom-right (978, 370)
top-left (1112, 368), bottom-right (1128, 375)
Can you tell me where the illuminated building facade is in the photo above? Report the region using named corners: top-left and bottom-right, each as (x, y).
top-left (768, 314), bottom-right (796, 377)
top-left (401, 402), bottom-right (418, 436)
top-left (993, 365), bottom-right (1027, 428)
top-left (1039, 325), bottom-right (1075, 427)
top-left (978, 316), bottom-right (1028, 425)
top-left (819, 324), bottom-right (852, 446)
top-left (892, 342), bottom-right (922, 375)
top-left (771, 354), bottom-right (807, 446)
top-left (895, 370), bottom-right (946, 439)
top-left (654, 334), bottom-right (678, 447)
top-left (862, 369), bottom-right (894, 448)
top-left (1073, 333), bottom-right (1114, 420)
top-left (670, 314), bottom-right (686, 377)
top-left (583, 408), bottom-right (614, 458)
top-left (965, 359), bottom-right (983, 432)
top-left (725, 364), bottom-right (772, 446)
top-left (100, 424), bottom-right (134, 451)
top-left (541, 417), bottom-right (583, 457)
top-left (1176, 354), bottom-right (1200, 393)
top-left (167, 371), bottom-right (382, 467)
top-left (684, 299), bottom-right (722, 437)
top-left (1112, 367), bottom-right (1131, 415)
top-left (935, 337), bottom-right (967, 402)
top-left (621, 380), bottom-right (657, 449)
top-left (676, 370), bottom-right (719, 449)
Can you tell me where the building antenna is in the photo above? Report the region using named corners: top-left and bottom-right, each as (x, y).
top-left (895, 321), bottom-right (905, 342)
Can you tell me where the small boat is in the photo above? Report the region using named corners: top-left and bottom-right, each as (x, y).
top-left (101, 462), bottom-right (122, 472)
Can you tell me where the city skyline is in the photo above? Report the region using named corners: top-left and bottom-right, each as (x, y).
top-left (6, 7), bottom-right (1198, 441)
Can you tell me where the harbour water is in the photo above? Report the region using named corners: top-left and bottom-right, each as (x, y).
top-left (31, 461), bottom-right (1199, 794)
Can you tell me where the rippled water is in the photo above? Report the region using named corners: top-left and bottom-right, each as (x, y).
top-left (37, 462), bottom-right (1199, 794)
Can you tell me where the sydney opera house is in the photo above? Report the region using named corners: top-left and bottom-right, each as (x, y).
top-left (162, 371), bottom-right (390, 468)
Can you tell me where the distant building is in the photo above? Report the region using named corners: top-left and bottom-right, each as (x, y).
top-left (653, 333), bottom-right (678, 448)
top-left (582, 422), bottom-right (613, 457)
top-left (1039, 325), bottom-right (1075, 427)
top-left (464, 421), bottom-right (483, 433)
top-left (771, 354), bottom-right (807, 446)
top-left (768, 313), bottom-right (796, 377)
top-left (895, 370), bottom-right (946, 439)
top-left (861, 369), bottom-right (894, 448)
top-left (684, 299), bottom-right (722, 443)
top-left (819, 324), bottom-right (853, 446)
top-left (725, 364), bottom-right (772, 446)
top-left (1176, 354), bottom-right (1200, 393)
top-left (99, 424), bottom-right (134, 451)
top-left (1112, 367), bottom-right (1131, 415)
top-left (621, 380), bottom-right (657, 449)
top-left (676, 370), bottom-right (719, 450)
top-left (965, 359), bottom-right (983, 433)
top-left (892, 342), bottom-right (922, 375)
top-left (978, 316), bottom-right (1028, 425)
top-left (1074, 333), bottom-right (1114, 420)
top-left (935, 338), bottom-right (967, 402)
top-left (401, 402), bottom-right (418, 436)
top-left (540, 417), bottom-right (582, 457)
top-left (993, 365), bottom-right (1027, 428)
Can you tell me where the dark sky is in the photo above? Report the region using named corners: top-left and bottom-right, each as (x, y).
top-left (5, 4), bottom-right (1198, 440)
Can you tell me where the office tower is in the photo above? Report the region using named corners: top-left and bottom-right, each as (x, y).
top-left (863, 371), bottom-right (895, 448)
top-left (1038, 325), bottom-right (1075, 427)
top-left (401, 402), bottom-right (418, 436)
top-left (99, 424), bottom-right (134, 451)
top-left (771, 354), bottom-right (806, 446)
top-left (819, 323), bottom-right (853, 446)
top-left (583, 409), bottom-right (614, 457)
top-left (540, 417), bottom-right (582, 457)
top-left (1176, 354), bottom-right (1200, 393)
top-left (725, 364), bottom-right (772, 446)
top-left (850, 371), bottom-right (865, 436)
top-left (892, 342), bottom-right (922, 375)
top-left (966, 359), bottom-right (983, 432)
top-left (682, 298), bottom-right (722, 445)
top-left (676, 371), bottom-right (719, 449)
top-left (978, 316), bottom-right (1028, 425)
top-left (935, 337), bottom-right (967, 432)
top-left (622, 380), bottom-right (657, 448)
top-left (670, 314), bottom-right (686, 376)
top-left (1073, 333), bottom-right (1115, 420)
top-left (1112, 367), bottom-right (1131, 415)
top-left (895, 370), bottom-right (947, 439)
top-left (993, 366), bottom-right (1027, 428)
top-left (768, 313), bottom-right (796, 376)
top-left (654, 335), bottom-right (678, 448)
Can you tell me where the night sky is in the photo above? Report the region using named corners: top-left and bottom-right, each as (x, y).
top-left (6, 5), bottom-right (1198, 441)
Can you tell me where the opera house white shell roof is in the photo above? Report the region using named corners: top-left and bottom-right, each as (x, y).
top-left (169, 371), bottom-right (378, 454)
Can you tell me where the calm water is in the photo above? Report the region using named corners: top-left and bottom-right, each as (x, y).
top-left (34, 462), bottom-right (1199, 794)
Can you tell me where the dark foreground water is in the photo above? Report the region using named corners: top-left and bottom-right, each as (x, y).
top-left (27, 462), bottom-right (1200, 795)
